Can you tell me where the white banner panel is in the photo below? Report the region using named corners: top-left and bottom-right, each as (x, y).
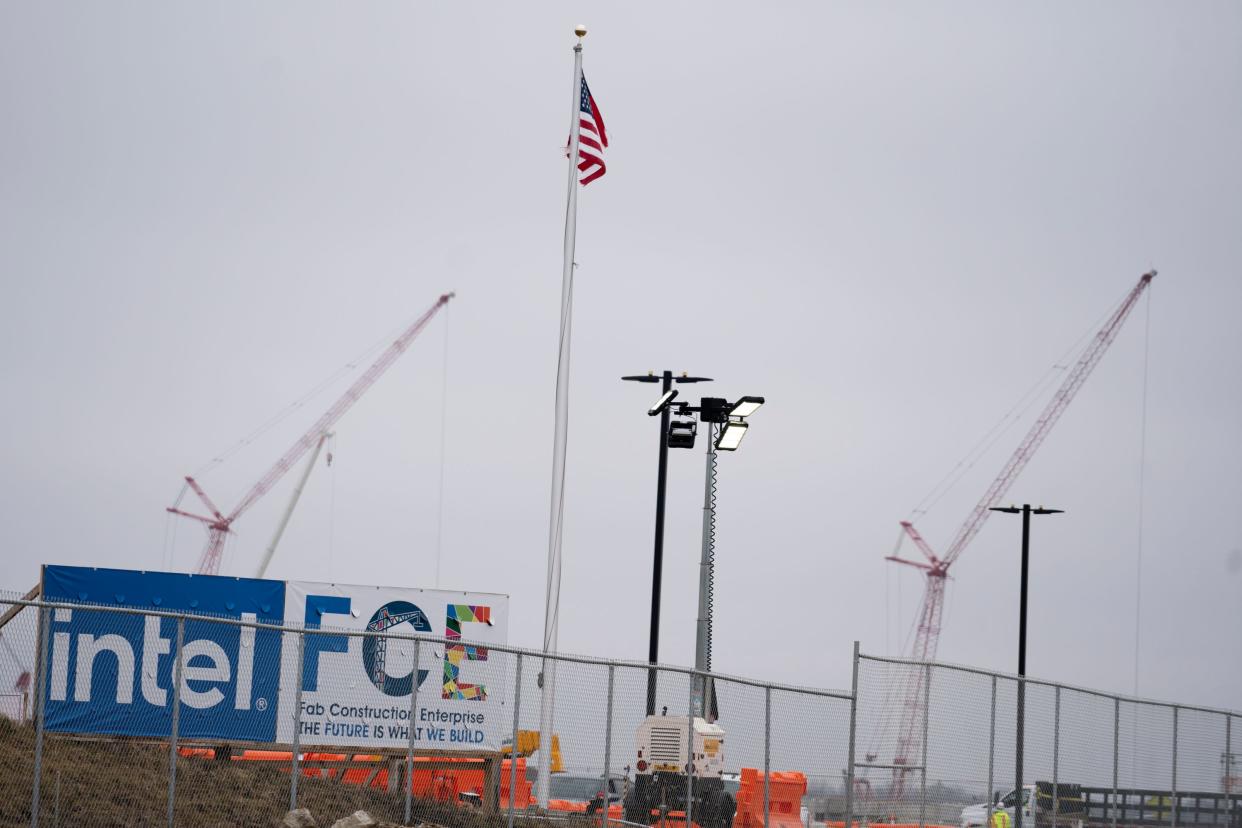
top-left (277, 581), bottom-right (510, 750)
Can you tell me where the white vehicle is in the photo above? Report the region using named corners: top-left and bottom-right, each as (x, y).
top-left (961, 784), bottom-right (1084, 828)
top-left (624, 715), bottom-right (735, 828)
top-left (962, 786), bottom-right (1032, 828)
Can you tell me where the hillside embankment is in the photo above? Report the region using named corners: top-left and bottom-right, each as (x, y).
top-left (0, 717), bottom-right (567, 828)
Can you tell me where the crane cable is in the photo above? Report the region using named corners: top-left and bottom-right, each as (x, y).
top-left (1133, 285), bottom-right (1152, 696)
top-left (187, 312), bottom-right (433, 481)
top-left (327, 432), bottom-right (338, 579)
top-left (905, 290), bottom-right (1128, 523)
top-left (434, 303), bottom-right (450, 589)
top-left (1129, 284), bottom-right (1153, 786)
top-left (165, 310), bottom-right (432, 569)
top-left (901, 284), bottom-right (1148, 638)
top-left (162, 482), bottom-right (189, 569)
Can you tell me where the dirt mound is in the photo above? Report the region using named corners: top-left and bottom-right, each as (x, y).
top-left (0, 718), bottom-right (563, 828)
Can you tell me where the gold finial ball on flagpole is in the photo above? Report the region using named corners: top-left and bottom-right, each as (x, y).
top-left (574, 24), bottom-right (587, 39)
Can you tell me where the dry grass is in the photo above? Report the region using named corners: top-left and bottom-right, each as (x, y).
top-left (0, 717), bottom-right (575, 828)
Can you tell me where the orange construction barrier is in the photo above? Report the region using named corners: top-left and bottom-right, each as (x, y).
top-left (407, 756), bottom-right (531, 808)
top-left (734, 768), bottom-right (807, 828)
top-left (177, 747), bottom-right (296, 763)
top-left (499, 758), bottom-right (534, 809)
top-left (546, 800), bottom-right (623, 819)
top-left (311, 753), bottom-right (533, 809)
top-left (660, 814), bottom-right (702, 828)
top-left (176, 748), bottom-right (531, 808)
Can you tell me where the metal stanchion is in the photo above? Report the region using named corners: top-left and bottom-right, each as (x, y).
top-left (1052, 687), bottom-right (1060, 828)
top-left (508, 654), bottom-right (523, 828)
top-left (845, 643), bottom-right (859, 828)
top-left (1171, 707), bottom-right (1178, 828)
top-left (1112, 699), bottom-right (1120, 828)
top-left (764, 686), bottom-right (772, 828)
top-left (686, 676), bottom-right (695, 828)
top-left (30, 605), bottom-right (51, 828)
top-left (167, 616), bottom-right (185, 828)
top-left (603, 664), bottom-right (615, 828)
top-left (987, 676), bottom-right (997, 828)
top-left (290, 630), bottom-right (306, 812)
top-left (920, 664), bottom-right (930, 828)
top-left (1226, 715), bottom-right (1233, 821)
top-left (405, 638), bottom-right (422, 826)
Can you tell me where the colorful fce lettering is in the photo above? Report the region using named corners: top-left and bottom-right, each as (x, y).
top-left (442, 605), bottom-right (490, 700)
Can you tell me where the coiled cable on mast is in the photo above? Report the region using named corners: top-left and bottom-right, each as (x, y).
top-left (704, 424), bottom-right (718, 672)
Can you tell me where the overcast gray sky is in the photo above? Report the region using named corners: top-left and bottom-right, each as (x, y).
top-left (1, 2), bottom-right (1239, 715)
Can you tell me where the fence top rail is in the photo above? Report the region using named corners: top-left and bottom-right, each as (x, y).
top-left (1, 595), bottom-right (854, 701)
top-left (858, 650), bottom-right (1240, 718)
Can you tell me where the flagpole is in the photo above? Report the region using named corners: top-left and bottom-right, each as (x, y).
top-left (537, 24), bottom-right (586, 810)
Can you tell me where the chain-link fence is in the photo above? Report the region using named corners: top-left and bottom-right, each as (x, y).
top-left (0, 594), bottom-right (1237, 828)
top-left (850, 653), bottom-right (1240, 828)
top-left (0, 595), bottom-right (854, 828)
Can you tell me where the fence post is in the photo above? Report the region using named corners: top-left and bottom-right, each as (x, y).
top-left (1113, 698), bottom-right (1120, 828)
top-left (1225, 714), bottom-right (1233, 826)
top-left (921, 663), bottom-right (930, 828)
top-left (290, 628), bottom-right (306, 812)
top-left (686, 674), bottom-right (695, 828)
top-left (764, 685), bottom-right (772, 828)
top-left (987, 675), bottom-right (997, 828)
top-left (167, 616), bottom-right (185, 828)
top-left (1053, 686), bottom-right (1060, 828)
top-left (1226, 714), bottom-right (1232, 808)
top-left (1171, 706), bottom-right (1178, 828)
top-left (30, 605), bottom-right (51, 828)
top-left (845, 643), bottom-right (859, 828)
top-left (508, 653), bottom-right (523, 828)
top-left (603, 664), bottom-right (615, 828)
top-left (405, 638), bottom-right (422, 826)
top-left (1015, 673), bottom-right (1026, 828)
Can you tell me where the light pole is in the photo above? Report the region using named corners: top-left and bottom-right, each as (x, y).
top-left (623, 371), bottom-right (712, 715)
top-left (989, 504), bottom-right (1064, 828)
top-left (670, 395), bottom-right (765, 719)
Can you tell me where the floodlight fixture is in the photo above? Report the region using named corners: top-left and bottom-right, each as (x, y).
top-left (648, 388), bottom-right (679, 416)
top-left (667, 418), bottom-right (697, 449)
top-left (729, 396), bottom-right (765, 418)
top-left (715, 420), bottom-right (748, 451)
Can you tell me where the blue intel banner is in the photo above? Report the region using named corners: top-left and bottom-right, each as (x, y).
top-left (41, 565), bottom-right (285, 742)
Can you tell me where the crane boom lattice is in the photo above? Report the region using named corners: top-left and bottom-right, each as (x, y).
top-left (884, 271), bottom-right (1154, 796)
top-left (168, 292), bottom-right (455, 576)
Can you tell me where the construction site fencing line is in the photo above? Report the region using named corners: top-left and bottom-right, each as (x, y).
top-left (0, 595), bottom-right (852, 701)
top-left (0, 595), bottom-right (1237, 828)
top-left (849, 651), bottom-right (1240, 828)
top-left (856, 652), bottom-right (1237, 717)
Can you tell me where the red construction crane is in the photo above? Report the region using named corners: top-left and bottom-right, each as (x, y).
top-left (884, 271), bottom-right (1154, 794)
top-left (168, 292), bottom-right (455, 575)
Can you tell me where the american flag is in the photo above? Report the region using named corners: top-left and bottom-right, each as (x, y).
top-left (575, 73), bottom-right (608, 185)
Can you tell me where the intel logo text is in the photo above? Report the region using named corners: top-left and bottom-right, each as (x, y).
top-left (49, 608), bottom-right (259, 711)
